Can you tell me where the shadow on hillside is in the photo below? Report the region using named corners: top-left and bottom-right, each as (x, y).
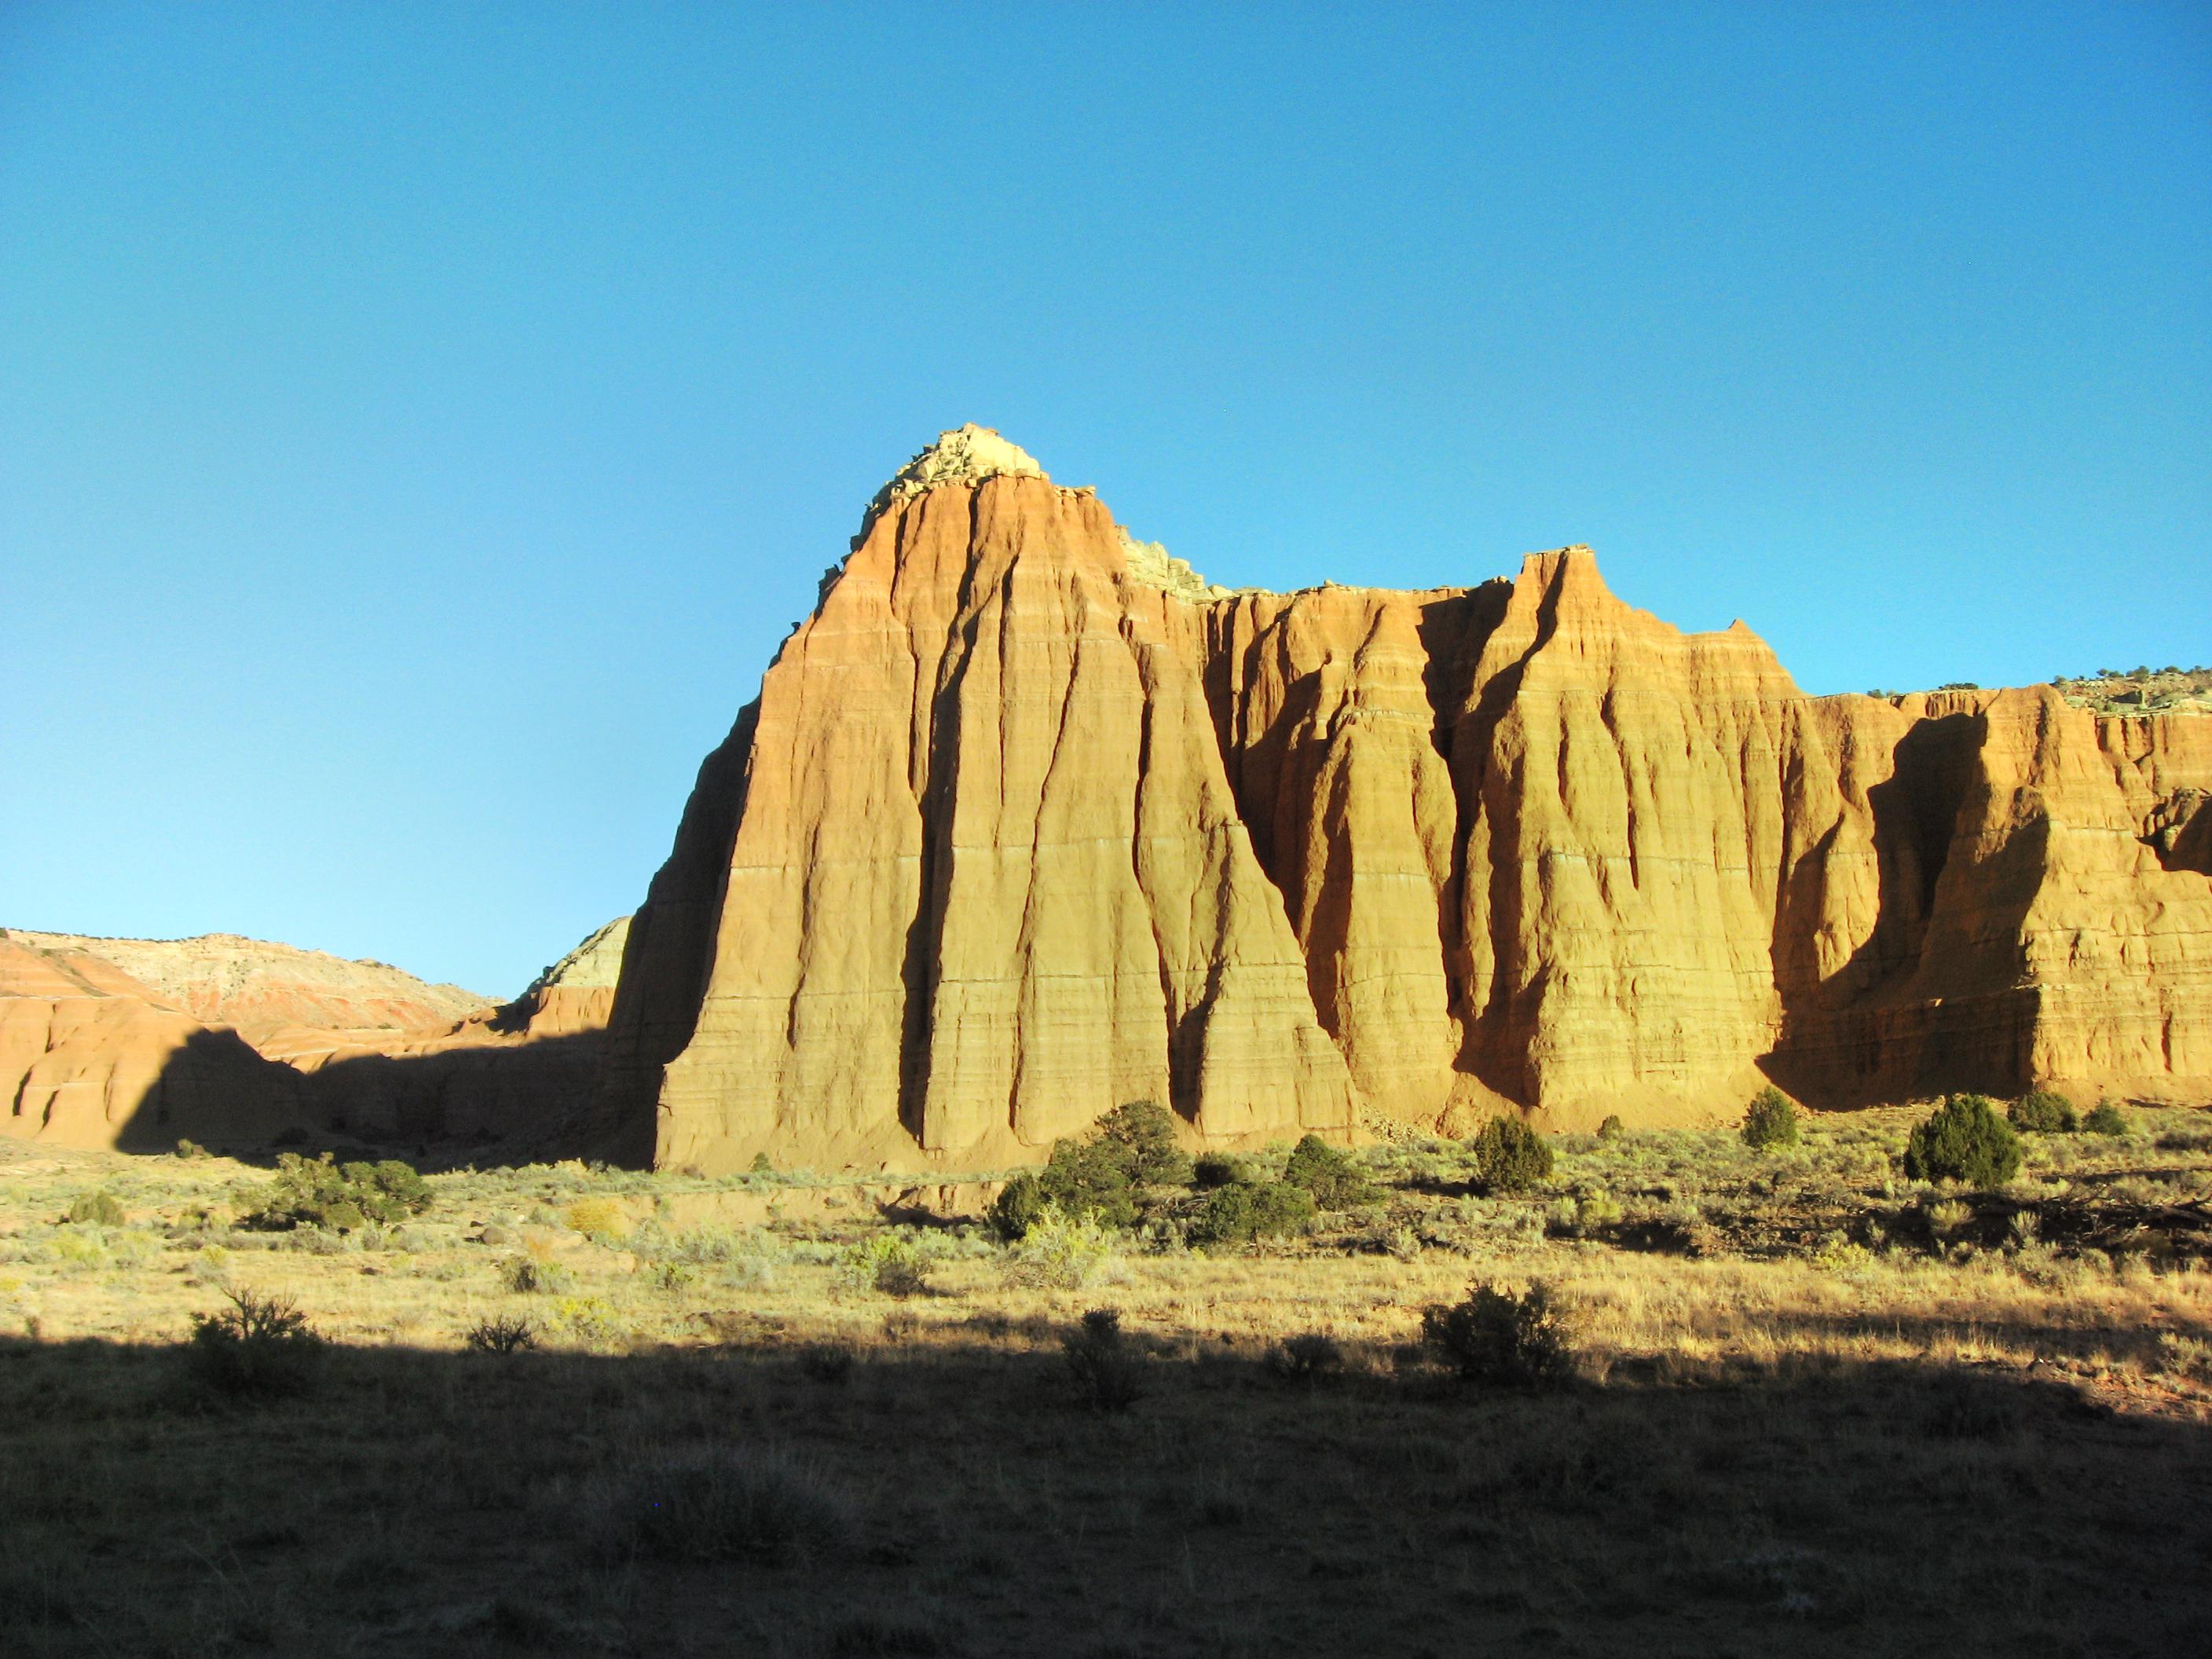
top-left (1766, 709), bottom-right (2053, 1109)
top-left (2, 1328), bottom-right (2206, 1658)
top-left (125, 1028), bottom-right (619, 1170)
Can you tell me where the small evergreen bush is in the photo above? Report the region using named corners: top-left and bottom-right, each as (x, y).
top-left (2082, 1100), bottom-right (2128, 1136)
top-left (187, 1288), bottom-right (324, 1398)
top-left (1595, 1114), bottom-right (1625, 1141)
top-left (1045, 1139), bottom-right (1140, 1226)
top-left (1091, 1099), bottom-right (1195, 1188)
top-left (1903, 1094), bottom-right (2022, 1186)
top-left (2009, 1090), bottom-right (2078, 1133)
top-left (1468, 1116), bottom-right (1553, 1193)
top-left (989, 1101), bottom-right (1200, 1241)
top-left (986, 1173), bottom-right (1051, 1242)
top-left (65, 1192), bottom-right (125, 1227)
top-left (1281, 1134), bottom-right (1379, 1209)
top-left (1420, 1280), bottom-right (1574, 1387)
top-left (1740, 1086), bottom-right (1799, 1150)
top-left (799, 1345), bottom-right (856, 1384)
top-left (1192, 1152), bottom-right (1251, 1188)
top-left (1185, 1179), bottom-right (1315, 1248)
top-left (1061, 1309), bottom-right (1144, 1411)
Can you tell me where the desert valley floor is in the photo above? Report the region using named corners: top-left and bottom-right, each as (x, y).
top-left (2, 1104), bottom-right (2207, 1657)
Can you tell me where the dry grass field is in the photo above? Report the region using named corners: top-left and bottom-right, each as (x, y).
top-left (2, 1103), bottom-right (2209, 1657)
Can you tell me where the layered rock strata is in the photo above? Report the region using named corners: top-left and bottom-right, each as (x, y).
top-left (601, 428), bottom-right (2212, 1172)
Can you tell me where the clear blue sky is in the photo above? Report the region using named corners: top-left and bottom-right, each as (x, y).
top-left (3, 3), bottom-right (2207, 997)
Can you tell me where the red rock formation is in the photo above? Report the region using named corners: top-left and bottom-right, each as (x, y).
top-left (599, 428), bottom-right (2212, 1170)
top-left (0, 937), bottom-right (296, 1149)
top-left (1, 921), bottom-right (628, 1152)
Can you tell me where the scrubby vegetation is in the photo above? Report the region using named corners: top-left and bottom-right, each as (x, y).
top-left (1903, 1093), bottom-right (2022, 1186)
top-left (2011, 1089), bottom-right (2078, 1133)
top-left (1741, 1086), bottom-right (1799, 1150)
top-left (186, 1287), bottom-right (324, 1398)
top-left (1421, 1279), bottom-right (1575, 1387)
top-left (1185, 1176), bottom-right (1315, 1248)
top-left (1060, 1306), bottom-right (1144, 1411)
top-left (240, 1152), bottom-right (433, 1232)
top-left (2053, 663), bottom-right (2212, 713)
top-left (2, 1097), bottom-right (2210, 1654)
top-left (2084, 1100), bottom-right (2130, 1136)
top-left (1468, 1114), bottom-right (1554, 1192)
top-left (1282, 1133), bottom-right (1379, 1209)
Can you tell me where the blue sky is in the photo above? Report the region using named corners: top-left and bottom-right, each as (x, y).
top-left (3, 2), bottom-right (2207, 996)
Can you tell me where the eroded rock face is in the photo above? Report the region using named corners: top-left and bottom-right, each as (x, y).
top-left (601, 428), bottom-right (2212, 1170)
top-left (0, 936), bottom-right (296, 1149)
top-left (0, 921), bottom-right (629, 1152)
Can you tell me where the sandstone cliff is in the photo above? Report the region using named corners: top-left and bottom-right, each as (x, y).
top-left (599, 427), bottom-right (2212, 1171)
top-left (0, 936), bottom-right (296, 1149)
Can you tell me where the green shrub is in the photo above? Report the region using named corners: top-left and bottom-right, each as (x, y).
top-left (1037, 1140), bottom-right (1138, 1229)
top-left (187, 1288), bottom-right (324, 1398)
top-left (1185, 1180), bottom-right (1315, 1248)
top-left (986, 1172), bottom-right (1050, 1242)
top-left (991, 1104), bottom-right (1199, 1242)
top-left (64, 1192), bottom-right (125, 1227)
top-left (833, 1232), bottom-right (930, 1298)
top-left (1740, 1086), bottom-right (1799, 1150)
top-left (1192, 1152), bottom-right (1253, 1188)
top-left (1003, 1204), bottom-right (1119, 1290)
top-left (1061, 1309), bottom-right (1144, 1412)
top-left (241, 1153), bottom-right (432, 1233)
top-left (1281, 1134), bottom-right (1379, 1209)
top-left (1595, 1115), bottom-right (1625, 1141)
top-left (1092, 1099), bottom-right (1195, 1188)
top-left (601, 1449), bottom-right (852, 1565)
top-left (1468, 1116), bottom-right (1553, 1194)
top-left (2009, 1090), bottom-right (2078, 1133)
top-left (2082, 1100), bottom-right (2128, 1137)
top-left (501, 1255), bottom-right (573, 1295)
top-left (1903, 1094), bottom-right (2022, 1186)
top-left (1419, 1280), bottom-right (1574, 1387)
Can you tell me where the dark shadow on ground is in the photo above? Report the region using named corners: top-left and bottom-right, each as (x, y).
top-left (4, 1328), bottom-right (2207, 1659)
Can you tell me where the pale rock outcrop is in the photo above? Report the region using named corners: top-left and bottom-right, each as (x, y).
top-left (4, 928), bottom-right (492, 1059)
top-left (598, 428), bottom-right (2212, 1170)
